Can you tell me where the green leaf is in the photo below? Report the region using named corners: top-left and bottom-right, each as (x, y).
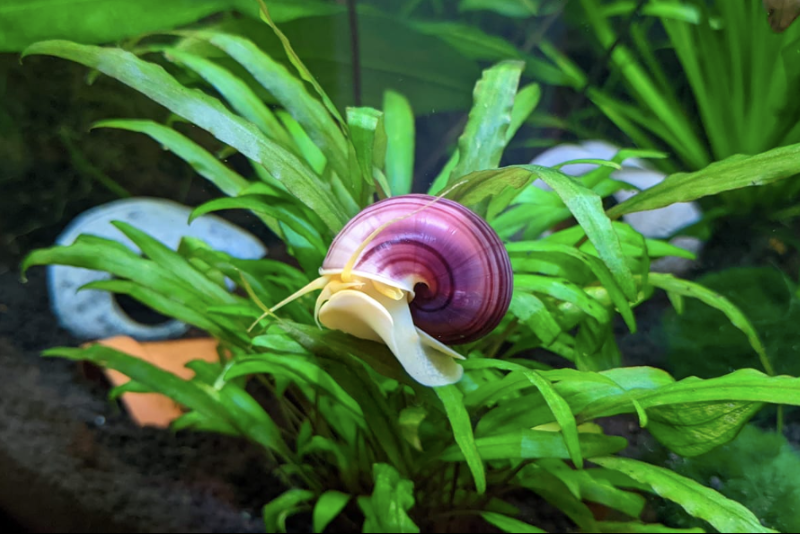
top-left (507, 83), bottom-right (541, 143)
top-left (608, 143), bottom-right (800, 218)
top-left (537, 459), bottom-right (646, 519)
top-left (515, 275), bottom-right (610, 325)
top-left (592, 457), bottom-right (776, 534)
top-left (646, 401), bottom-right (763, 457)
top-left (480, 512), bottom-right (545, 533)
top-left (435, 385), bottom-right (486, 494)
top-left (190, 31), bottom-right (350, 187)
top-left (448, 61), bottom-right (524, 194)
top-left (189, 195), bottom-right (327, 258)
top-left (276, 109), bottom-right (327, 174)
top-left (451, 164), bottom-right (636, 301)
top-left (459, 0), bottom-right (547, 18)
top-left (23, 40), bottom-right (349, 233)
top-left (383, 90), bottom-right (415, 196)
top-left (440, 429), bottom-right (627, 461)
top-left (527, 165), bottom-right (637, 301)
top-left (596, 522), bottom-right (705, 533)
top-left (111, 221), bottom-right (237, 305)
top-left (347, 106), bottom-right (384, 194)
top-left (162, 48), bottom-right (295, 151)
top-left (258, 0), bottom-right (345, 126)
top-left (313, 491), bottom-right (351, 534)
top-left (92, 119), bottom-right (249, 197)
top-left (509, 292), bottom-right (561, 345)
top-left (580, 369), bottom-right (800, 426)
top-left (224, 353), bottom-right (363, 420)
top-left (649, 273), bottom-right (773, 375)
top-left (0, 0), bottom-right (236, 52)
top-left (359, 464), bottom-right (419, 534)
top-left (398, 406), bottom-right (427, 452)
top-left (263, 489), bottom-right (315, 534)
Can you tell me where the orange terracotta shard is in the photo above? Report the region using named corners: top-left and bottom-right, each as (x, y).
top-left (84, 336), bottom-right (221, 429)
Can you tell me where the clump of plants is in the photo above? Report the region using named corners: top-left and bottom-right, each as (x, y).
top-left (19, 2), bottom-right (800, 532)
top-left (659, 424), bottom-right (800, 533)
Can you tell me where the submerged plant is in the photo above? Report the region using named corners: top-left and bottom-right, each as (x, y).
top-left (18, 2), bottom-right (800, 532)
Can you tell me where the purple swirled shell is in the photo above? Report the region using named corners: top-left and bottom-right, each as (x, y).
top-left (321, 194), bottom-right (513, 345)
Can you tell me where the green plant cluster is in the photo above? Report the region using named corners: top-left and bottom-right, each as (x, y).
top-left (10, 1), bottom-right (800, 533)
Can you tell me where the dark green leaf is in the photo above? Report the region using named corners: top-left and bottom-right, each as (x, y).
top-left (92, 120), bottom-right (250, 197)
top-left (592, 457), bottom-right (775, 533)
top-left (480, 512), bottom-right (544, 533)
top-left (448, 61), bottom-right (524, 193)
top-left (359, 464), bottom-right (419, 534)
top-left (435, 385), bottom-right (486, 494)
top-left (313, 491), bottom-right (351, 534)
top-left (163, 48), bottom-right (296, 151)
top-left (440, 429), bottom-right (627, 461)
top-left (383, 90), bottom-right (415, 196)
top-left (263, 489), bottom-right (315, 534)
top-left (647, 401), bottom-right (763, 457)
top-left (649, 273), bottom-right (773, 375)
top-left (191, 30), bottom-right (350, 186)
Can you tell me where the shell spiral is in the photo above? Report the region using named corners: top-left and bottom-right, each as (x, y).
top-left (321, 194), bottom-right (513, 344)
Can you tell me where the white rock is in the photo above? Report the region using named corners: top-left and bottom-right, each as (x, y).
top-left (48, 198), bottom-right (266, 341)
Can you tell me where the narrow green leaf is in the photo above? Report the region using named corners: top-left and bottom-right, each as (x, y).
top-left (263, 489), bottom-right (315, 534)
top-left (448, 61), bottom-right (524, 189)
top-left (347, 106), bottom-right (383, 192)
top-left (460, 0), bottom-right (545, 18)
top-left (480, 512), bottom-right (545, 533)
top-left (609, 143), bottom-right (800, 218)
top-left (190, 31), bottom-right (350, 185)
top-left (276, 109), bottom-right (327, 174)
top-left (435, 385), bottom-right (487, 494)
top-left (111, 221), bottom-right (237, 304)
top-left (398, 406), bottom-right (427, 452)
top-left (509, 292), bottom-right (561, 345)
top-left (507, 83), bottom-right (542, 143)
top-left (515, 274), bottom-right (610, 325)
top-left (23, 40), bottom-right (348, 233)
top-left (258, 0), bottom-right (346, 125)
top-left (592, 457), bottom-right (775, 534)
top-left (224, 354), bottom-right (363, 420)
top-left (313, 491), bottom-right (351, 534)
top-left (649, 273), bottom-right (773, 375)
top-left (92, 119), bottom-right (250, 197)
top-left (164, 47), bottom-right (295, 150)
top-left (597, 522), bottom-right (704, 533)
top-left (383, 90), bottom-right (415, 196)
top-left (359, 464), bottom-right (420, 534)
top-left (440, 429), bottom-right (627, 461)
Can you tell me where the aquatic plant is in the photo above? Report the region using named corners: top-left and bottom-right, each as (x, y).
top-left (19, 3), bottom-right (800, 532)
top-left (540, 0), bottom-right (800, 215)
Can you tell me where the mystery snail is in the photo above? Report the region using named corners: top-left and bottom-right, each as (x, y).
top-left (264, 194), bottom-right (513, 387)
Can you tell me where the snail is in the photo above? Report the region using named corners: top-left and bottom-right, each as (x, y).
top-left (262, 194), bottom-right (513, 387)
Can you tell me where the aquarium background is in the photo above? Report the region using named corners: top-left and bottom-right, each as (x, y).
top-left (1, 0), bottom-right (800, 532)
